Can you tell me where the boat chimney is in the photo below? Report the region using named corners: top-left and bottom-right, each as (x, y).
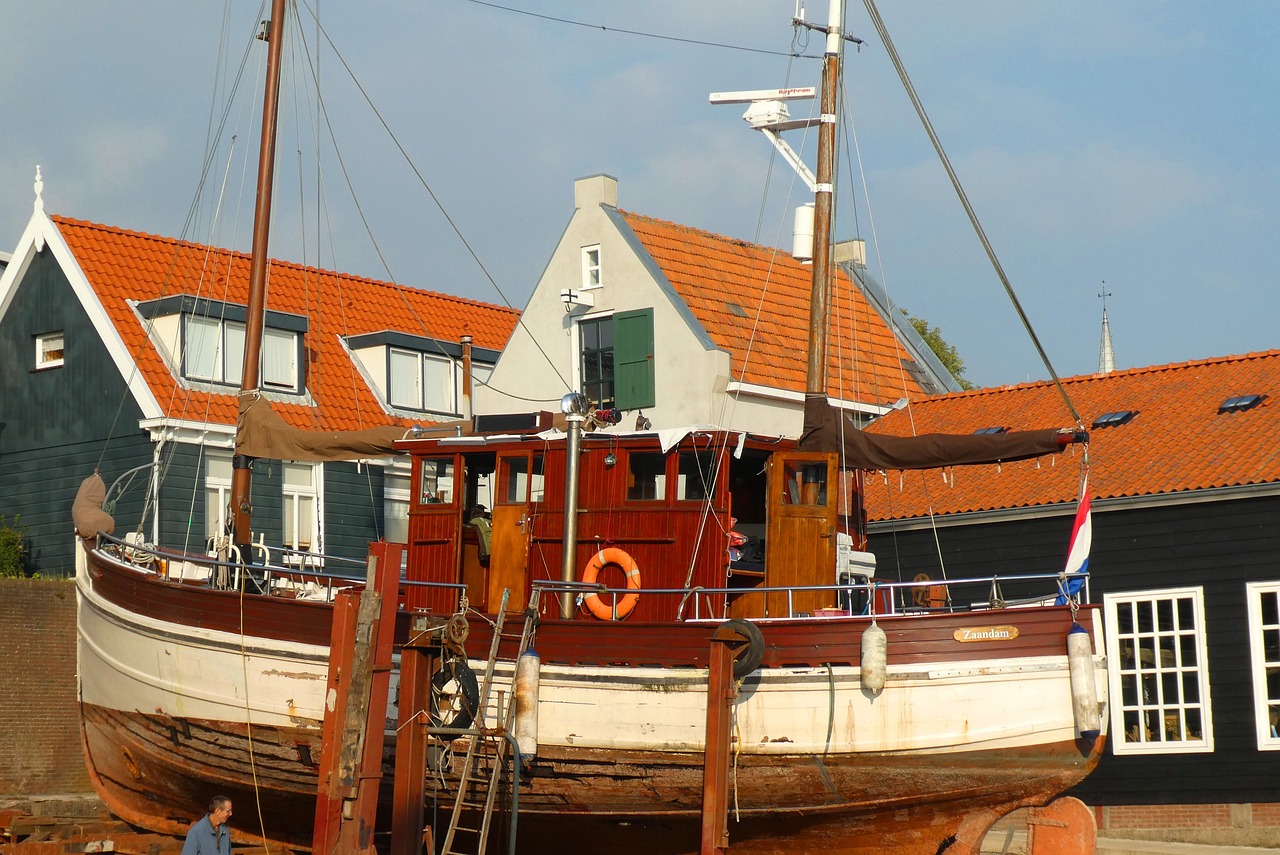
top-left (460, 335), bottom-right (473, 421)
top-left (792, 203), bottom-right (815, 262)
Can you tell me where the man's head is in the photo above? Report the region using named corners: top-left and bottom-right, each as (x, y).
top-left (208, 796), bottom-right (233, 828)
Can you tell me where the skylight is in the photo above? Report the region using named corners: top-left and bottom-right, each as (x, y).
top-left (973, 426), bottom-right (1008, 435)
top-left (1219, 394), bottom-right (1265, 414)
top-left (1092, 410), bottom-right (1138, 428)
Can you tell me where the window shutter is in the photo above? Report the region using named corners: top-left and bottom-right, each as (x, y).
top-left (614, 308), bottom-right (655, 410)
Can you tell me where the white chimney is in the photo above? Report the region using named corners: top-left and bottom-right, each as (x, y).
top-left (834, 239), bottom-right (866, 268)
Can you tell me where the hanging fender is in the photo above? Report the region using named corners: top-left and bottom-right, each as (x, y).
top-left (582, 547), bottom-right (642, 620)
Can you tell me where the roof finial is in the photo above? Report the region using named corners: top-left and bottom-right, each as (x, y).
top-left (34, 165), bottom-right (44, 213)
top-left (1098, 282), bottom-right (1115, 374)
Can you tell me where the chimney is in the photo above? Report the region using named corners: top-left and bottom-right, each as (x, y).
top-left (574, 174), bottom-right (618, 209)
top-left (834, 239), bottom-right (867, 268)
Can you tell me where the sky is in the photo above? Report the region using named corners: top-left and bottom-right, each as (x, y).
top-left (2, 1), bottom-right (1278, 390)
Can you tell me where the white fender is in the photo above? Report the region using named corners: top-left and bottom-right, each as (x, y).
top-left (861, 620), bottom-right (887, 694)
top-left (512, 648), bottom-right (541, 761)
top-left (1067, 622), bottom-right (1101, 740)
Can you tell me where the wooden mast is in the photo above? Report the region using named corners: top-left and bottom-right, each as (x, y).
top-left (231, 0), bottom-right (288, 560)
top-left (805, 0), bottom-right (843, 397)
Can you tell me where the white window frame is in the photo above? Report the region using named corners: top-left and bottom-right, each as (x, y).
top-left (282, 461), bottom-right (321, 562)
top-left (183, 314), bottom-right (301, 392)
top-left (581, 245), bottom-right (602, 290)
top-left (35, 331), bottom-right (65, 369)
top-left (1246, 581), bottom-right (1280, 750)
top-left (388, 347), bottom-right (455, 414)
top-left (204, 450), bottom-right (233, 544)
top-left (1103, 587), bottom-right (1214, 755)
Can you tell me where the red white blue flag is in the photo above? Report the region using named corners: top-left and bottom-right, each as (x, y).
top-left (1057, 474), bottom-right (1092, 604)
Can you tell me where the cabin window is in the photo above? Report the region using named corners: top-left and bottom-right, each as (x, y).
top-left (578, 309), bottom-right (654, 411)
top-left (389, 347), bottom-right (455, 414)
top-left (1245, 581), bottom-right (1280, 750)
top-left (582, 245), bottom-right (602, 289)
top-left (383, 472), bottom-right (411, 543)
top-left (676, 451), bottom-right (716, 501)
top-left (781, 460), bottom-right (827, 506)
top-left (419, 458), bottom-right (456, 505)
top-left (203, 450), bottom-right (233, 542)
top-left (282, 462), bottom-right (319, 557)
top-left (497, 456), bottom-right (544, 505)
top-left (35, 331), bottom-right (64, 369)
top-left (1104, 588), bottom-right (1214, 755)
top-left (627, 452), bottom-right (667, 502)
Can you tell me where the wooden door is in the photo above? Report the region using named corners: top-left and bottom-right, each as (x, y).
top-left (405, 454), bottom-right (464, 613)
top-left (487, 452), bottom-right (543, 611)
top-left (764, 452), bottom-right (838, 617)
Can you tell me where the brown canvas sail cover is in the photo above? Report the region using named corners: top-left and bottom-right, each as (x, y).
top-left (72, 471), bottom-right (115, 540)
top-left (798, 395), bottom-right (1076, 470)
top-left (235, 394), bottom-right (466, 462)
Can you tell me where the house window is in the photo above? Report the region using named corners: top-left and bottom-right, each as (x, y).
top-left (282, 462), bottom-right (319, 557)
top-left (183, 314), bottom-right (301, 392)
top-left (389, 348), bottom-right (454, 413)
top-left (627, 452), bottom-right (667, 502)
top-left (1104, 588), bottom-right (1214, 754)
top-left (383, 473), bottom-right (410, 544)
top-left (35, 331), bottom-right (65, 369)
top-left (580, 316), bottom-right (614, 409)
top-left (204, 451), bottom-right (233, 542)
top-left (1246, 581), bottom-right (1280, 749)
top-left (578, 308), bottom-right (655, 412)
top-left (582, 245), bottom-right (602, 289)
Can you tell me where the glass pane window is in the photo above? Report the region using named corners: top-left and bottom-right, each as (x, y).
top-left (582, 245), bottom-right (602, 288)
top-left (498, 456), bottom-right (544, 505)
top-left (282, 462), bottom-right (319, 554)
top-left (383, 473), bottom-right (410, 544)
top-left (389, 348), bottom-right (455, 413)
top-left (389, 349), bottom-right (422, 409)
top-left (36, 331), bottom-right (65, 369)
top-left (782, 461), bottom-right (828, 506)
top-left (185, 315), bottom-right (221, 381)
top-left (1246, 582), bottom-right (1280, 749)
top-left (627, 452), bottom-right (667, 502)
top-left (262, 327), bottom-right (298, 391)
top-left (1104, 588), bottom-right (1214, 754)
top-left (419, 458), bottom-right (455, 505)
top-left (580, 316), bottom-right (614, 409)
top-left (422, 354), bottom-right (454, 413)
top-left (676, 451), bottom-right (716, 502)
top-left (204, 450), bottom-right (233, 542)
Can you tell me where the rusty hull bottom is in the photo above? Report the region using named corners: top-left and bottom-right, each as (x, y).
top-left (81, 703), bottom-right (1103, 855)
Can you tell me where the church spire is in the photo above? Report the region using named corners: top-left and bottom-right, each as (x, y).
top-left (1098, 284), bottom-right (1116, 374)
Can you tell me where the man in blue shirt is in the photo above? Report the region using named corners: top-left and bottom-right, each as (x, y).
top-left (182, 796), bottom-right (233, 855)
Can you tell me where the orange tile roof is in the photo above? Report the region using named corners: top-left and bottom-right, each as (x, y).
top-left (620, 212), bottom-right (929, 404)
top-left (52, 216), bottom-right (519, 432)
top-left (862, 351), bottom-right (1280, 521)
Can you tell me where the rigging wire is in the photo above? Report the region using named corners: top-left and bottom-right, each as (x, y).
top-left (861, 0), bottom-right (1083, 426)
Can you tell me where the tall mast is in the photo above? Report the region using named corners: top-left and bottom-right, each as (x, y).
top-left (805, 0), bottom-right (843, 397)
top-left (231, 0), bottom-right (288, 559)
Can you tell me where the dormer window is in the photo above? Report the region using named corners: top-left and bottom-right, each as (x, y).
top-left (35, 331), bottom-right (64, 369)
top-left (582, 245), bottom-right (602, 289)
top-left (389, 347), bottom-right (454, 413)
top-left (137, 295), bottom-right (306, 394)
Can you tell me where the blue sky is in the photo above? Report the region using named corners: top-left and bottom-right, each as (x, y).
top-left (3, 2), bottom-right (1277, 390)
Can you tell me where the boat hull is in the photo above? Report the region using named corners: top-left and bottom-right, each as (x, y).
top-left (78, 544), bottom-right (1107, 853)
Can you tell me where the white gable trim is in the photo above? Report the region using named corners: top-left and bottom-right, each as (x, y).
top-left (0, 210), bottom-right (163, 420)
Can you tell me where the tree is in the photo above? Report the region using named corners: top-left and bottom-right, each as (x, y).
top-left (905, 312), bottom-right (974, 391)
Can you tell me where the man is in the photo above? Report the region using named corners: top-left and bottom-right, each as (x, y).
top-left (182, 796), bottom-right (232, 855)
top-left (468, 504), bottom-right (492, 565)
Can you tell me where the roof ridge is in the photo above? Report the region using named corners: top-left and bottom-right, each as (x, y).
top-left (50, 214), bottom-right (518, 316)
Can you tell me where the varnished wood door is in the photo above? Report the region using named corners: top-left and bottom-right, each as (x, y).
top-left (764, 452), bottom-right (838, 617)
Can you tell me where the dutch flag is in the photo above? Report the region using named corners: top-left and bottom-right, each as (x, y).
top-left (1056, 474), bottom-right (1092, 604)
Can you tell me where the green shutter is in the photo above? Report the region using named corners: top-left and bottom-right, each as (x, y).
top-left (614, 308), bottom-right (655, 410)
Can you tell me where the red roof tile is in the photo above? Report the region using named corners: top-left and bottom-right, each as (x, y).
top-left (52, 216), bottom-right (519, 432)
top-left (863, 352), bottom-right (1280, 521)
top-left (620, 212), bottom-right (929, 403)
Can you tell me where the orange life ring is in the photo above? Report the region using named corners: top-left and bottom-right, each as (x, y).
top-left (582, 547), bottom-right (642, 620)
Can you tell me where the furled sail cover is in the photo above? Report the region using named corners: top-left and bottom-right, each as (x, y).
top-left (235, 393), bottom-right (467, 462)
top-left (72, 471), bottom-right (115, 539)
top-left (798, 395), bottom-right (1076, 470)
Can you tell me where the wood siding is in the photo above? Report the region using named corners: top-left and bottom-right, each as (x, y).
top-left (868, 494), bottom-right (1280, 805)
top-left (0, 250), bottom-right (151, 576)
top-left (324, 461), bottom-right (384, 562)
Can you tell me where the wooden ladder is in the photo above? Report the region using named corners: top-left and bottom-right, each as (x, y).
top-left (437, 591), bottom-right (538, 855)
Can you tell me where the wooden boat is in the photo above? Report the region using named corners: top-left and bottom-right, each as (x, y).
top-left (75, 3), bottom-right (1107, 854)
